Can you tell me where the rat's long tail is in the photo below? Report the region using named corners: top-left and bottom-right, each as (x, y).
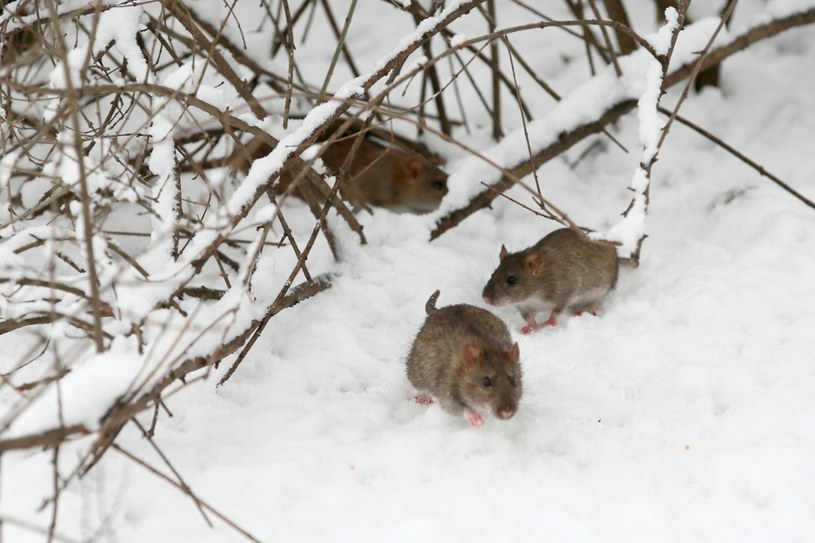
top-left (425, 290), bottom-right (441, 315)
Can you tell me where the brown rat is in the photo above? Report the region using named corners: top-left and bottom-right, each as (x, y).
top-left (240, 134), bottom-right (448, 214)
top-left (482, 227), bottom-right (618, 334)
top-left (406, 290), bottom-right (522, 427)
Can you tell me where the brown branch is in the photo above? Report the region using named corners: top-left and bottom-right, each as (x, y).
top-left (280, 0), bottom-right (297, 127)
top-left (0, 423), bottom-right (87, 453)
top-left (0, 78), bottom-right (366, 252)
top-left (163, 0), bottom-right (269, 120)
top-left (485, 0), bottom-right (503, 139)
top-left (565, 0), bottom-right (599, 74)
top-left (167, 0), bottom-right (484, 301)
top-left (408, 1), bottom-right (452, 135)
top-left (659, 106), bottom-right (815, 212)
top-left (656, 1), bottom-right (738, 152)
top-left (431, 101), bottom-right (632, 240)
top-left (319, 0), bottom-right (362, 79)
top-left (615, 0), bottom-right (691, 264)
top-left (0, 273), bottom-right (332, 454)
top-left (587, 0), bottom-right (622, 76)
top-left (220, 58), bottom-right (417, 384)
top-left (132, 419), bottom-right (213, 527)
top-left (112, 444), bottom-right (262, 543)
top-left (603, 0), bottom-right (636, 54)
top-left (46, 0), bottom-right (105, 354)
top-left (218, 273), bottom-right (333, 385)
top-left (430, 6), bottom-right (815, 240)
top-left (266, 188), bottom-right (313, 283)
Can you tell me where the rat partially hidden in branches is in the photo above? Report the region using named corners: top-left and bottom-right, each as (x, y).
top-left (241, 134), bottom-right (449, 214)
top-left (482, 228), bottom-right (619, 334)
top-left (406, 290), bottom-right (522, 428)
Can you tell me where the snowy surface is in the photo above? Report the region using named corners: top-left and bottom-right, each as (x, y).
top-left (3, 1), bottom-right (815, 542)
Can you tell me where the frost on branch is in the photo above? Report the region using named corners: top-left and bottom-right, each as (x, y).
top-left (1, 1), bottom-right (814, 540)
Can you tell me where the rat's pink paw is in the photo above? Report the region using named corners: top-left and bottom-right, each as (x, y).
top-left (414, 393), bottom-right (433, 405)
top-left (466, 409), bottom-right (484, 428)
top-left (524, 318), bottom-right (556, 333)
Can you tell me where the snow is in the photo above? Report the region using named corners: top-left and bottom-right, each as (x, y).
top-left (163, 63), bottom-right (196, 90)
top-left (94, 5), bottom-right (151, 83)
top-left (637, 61), bottom-right (667, 163)
top-left (253, 203), bottom-right (278, 225)
top-left (648, 7), bottom-right (680, 55)
top-left (3, 1), bottom-right (815, 542)
top-left (147, 115), bottom-right (179, 258)
top-left (450, 34), bottom-right (467, 47)
top-left (220, 0), bottom-right (475, 221)
top-left (0, 151), bottom-right (20, 227)
top-left (768, 0), bottom-right (815, 17)
top-left (48, 44), bottom-right (88, 91)
top-left (147, 118), bottom-right (176, 177)
top-left (605, 11), bottom-right (673, 253)
top-left (0, 245), bottom-right (23, 270)
top-left (7, 352), bottom-right (146, 436)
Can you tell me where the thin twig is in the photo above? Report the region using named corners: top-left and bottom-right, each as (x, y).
top-left (319, 0), bottom-right (358, 97)
top-left (587, 0), bottom-right (622, 76)
top-left (112, 444), bottom-right (262, 543)
top-left (659, 106), bottom-right (815, 212)
top-left (485, 0), bottom-right (502, 139)
top-left (408, 1), bottom-right (452, 135)
top-left (280, 0), bottom-right (296, 128)
top-left (430, 7), bottom-right (815, 239)
top-left (132, 419), bottom-right (213, 527)
top-left (46, 0), bottom-right (105, 353)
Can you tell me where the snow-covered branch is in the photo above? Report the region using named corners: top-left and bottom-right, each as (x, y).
top-left (0, 0), bottom-right (487, 459)
top-left (430, 5), bottom-right (815, 240)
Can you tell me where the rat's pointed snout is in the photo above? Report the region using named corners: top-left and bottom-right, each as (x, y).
top-left (497, 405), bottom-right (516, 420)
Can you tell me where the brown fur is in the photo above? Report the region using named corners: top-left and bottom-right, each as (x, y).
top-left (482, 228), bottom-right (619, 331)
top-left (406, 290), bottom-right (522, 425)
top-left (239, 135), bottom-right (448, 214)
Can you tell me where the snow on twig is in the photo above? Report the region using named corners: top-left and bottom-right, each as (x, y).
top-left (0, 0), bottom-right (486, 455)
top-left (603, 7), bottom-right (683, 256)
top-left (431, 4), bottom-right (815, 240)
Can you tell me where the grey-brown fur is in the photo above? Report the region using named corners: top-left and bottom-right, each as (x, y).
top-left (407, 290), bottom-right (522, 426)
top-left (240, 136), bottom-right (448, 214)
top-left (482, 228), bottom-right (618, 332)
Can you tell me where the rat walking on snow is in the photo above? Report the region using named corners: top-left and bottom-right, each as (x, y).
top-left (482, 228), bottom-right (619, 334)
top-left (406, 290), bottom-right (522, 428)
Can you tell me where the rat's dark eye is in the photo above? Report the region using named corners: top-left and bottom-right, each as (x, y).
top-left (506, 275), bottom-right (518, 285)
top-left (509, 377), bottom-right (517, 387)
top-left (482, 377), bottom-right (492, 388)
top-left (432, 180), bottom-right (446, 191)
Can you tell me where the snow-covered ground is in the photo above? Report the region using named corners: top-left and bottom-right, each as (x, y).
top-left (3, 1), bottom-right (815, 542)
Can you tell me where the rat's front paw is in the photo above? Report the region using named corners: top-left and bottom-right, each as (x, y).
top-left (465, 409), bottom-right (484, 428)
top-left (414, 393), bottom-right (433, 405)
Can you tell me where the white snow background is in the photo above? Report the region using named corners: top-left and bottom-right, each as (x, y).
top-left (2, 1), bottom-right (815, 542)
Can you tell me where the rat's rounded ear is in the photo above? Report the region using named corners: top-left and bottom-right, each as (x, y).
top-left (524, 252), bottom-right (544, 274)
top-left (463, 344), bottom-right (481, 366)
top-left (499, 245), bottom-right (510, 260)
top-left (407, 159), bottom-right (424, 181)
top-left (507, 342), bottom-right (520, 363)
